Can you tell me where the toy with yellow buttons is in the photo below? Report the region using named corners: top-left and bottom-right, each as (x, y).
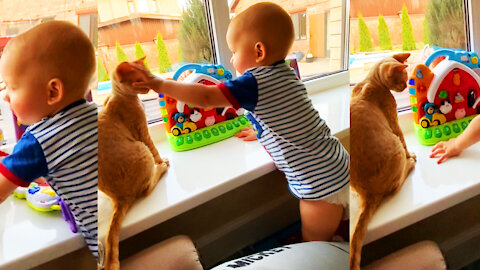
top-left (408, 49), bottom-right (480, 145)
top-left (13, 182), bottom-right (61, 212)
top-left (13, 181), bottom-right (78, 232)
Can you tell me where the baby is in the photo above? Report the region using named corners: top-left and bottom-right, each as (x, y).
top-left (431, 116), bottom-right (480, 163)
top-left (134, 2), bottom-right (349, 241)
top-left (0, 21), bottom-right (98, 258)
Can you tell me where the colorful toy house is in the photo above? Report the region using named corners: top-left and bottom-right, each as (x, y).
top-left (409, 49), bottom-right (480, 145)
top-left (159, 64), bottom-right (250, 151)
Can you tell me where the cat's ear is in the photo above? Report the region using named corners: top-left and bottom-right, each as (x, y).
top-left (133, 57), bottom-right (146, 67)
top-left (116, 62), bottom-right (133, 83)
top-left (392, 53), bottom-right (410, 63)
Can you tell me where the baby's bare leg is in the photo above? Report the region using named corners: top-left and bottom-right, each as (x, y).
top-left (299, 199), bottom-right (343, 241)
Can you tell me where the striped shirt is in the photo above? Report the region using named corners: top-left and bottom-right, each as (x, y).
top-left (0, 100), bottom-right (98, 257)
top-left (219, 61), bottom-right (349, 200)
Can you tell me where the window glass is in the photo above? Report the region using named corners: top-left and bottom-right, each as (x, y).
top-left (0, 0), bottom-right (97, 144)
top-left (349, 0), bottom-right (467, 109)
top-left (97, 0), bottom-right (213, 123)
top-left (229, 0), bottom-right (347, 80)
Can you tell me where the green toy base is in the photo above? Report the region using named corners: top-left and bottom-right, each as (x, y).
top-left (167, 115), bottom-right (251, 151)
top-left (415, 114), bottom-right (478, 146)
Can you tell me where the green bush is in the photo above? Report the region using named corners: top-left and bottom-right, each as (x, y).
top-left (378, 14), bottom-right (392, 50)
top-left (156, 32), bottom-right (171, 73)
top-left (178, 0), bottom-right (213, 62)
top-left (358, 13), bottom-right (373, 52)
top-left (424, 0), bottom-right (465, 49)
top-left (116, 41), bottom-right (128, 63)
top-left (423, 17), bottom-right (429, 45)
top-left (135, 42), bottom-right (150, 70)
top-left (97, 57), bottom-right (109, 82)
top-left (177, 43), bottom-right (183, 63)
top-left (401, 5), bottom-right (416, 51)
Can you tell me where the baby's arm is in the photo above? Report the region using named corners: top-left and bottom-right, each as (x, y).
top-left (134, 77), bottom-right (231, 109)
top-left (431, 116), bottom-right (480, 164)
top-left (0, 176), bottom-right (17, 204)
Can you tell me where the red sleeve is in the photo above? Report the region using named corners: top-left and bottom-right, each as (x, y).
top-left (0, 163), bottom-right (29, 187)
top-left (218, 82), bottom-right (241, 109)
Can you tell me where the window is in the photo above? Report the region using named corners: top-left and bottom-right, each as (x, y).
top-left (79, 13), bottom-right (99, 47)
top-left (127, 0), bottom-right (136, 14)
top-left (291, 11), bottom-right (307, 40)
top-left (96, 0), bottom-right (213, 123)
top-left (229, 0), bottom-right (348, 81)
top-left (137, 0), bottom-right (150, 13)
top-left (349, 0), bottom-right (468, 110)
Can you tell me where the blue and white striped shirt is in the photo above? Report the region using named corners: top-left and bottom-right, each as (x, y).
top-left (219, 61), bottom-right (349, 200)
top-left (1, 100), bottom-right (98, 257)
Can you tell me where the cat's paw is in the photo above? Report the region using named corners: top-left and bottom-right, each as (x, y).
top-left (407, 152), bottom-right (417, 162)
top-left (159, 158), bottom-right (169, 166)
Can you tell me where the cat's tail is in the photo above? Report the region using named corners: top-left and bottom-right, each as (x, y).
top-left (104, 200), bottom-right (132, 270)
top-left (350, 195), bottom-right (382, 270)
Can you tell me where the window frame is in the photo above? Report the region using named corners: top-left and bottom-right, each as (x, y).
top-left (207, 0), bottom-right (350, 93)
top-left (291, 10), bottom-right (307, 41)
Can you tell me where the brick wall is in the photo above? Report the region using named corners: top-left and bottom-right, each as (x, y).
top-left (0, 0), bottom-right (95, 24)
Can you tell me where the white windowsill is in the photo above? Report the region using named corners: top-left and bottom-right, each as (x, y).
top-left (0, 82), bottom-right (350, 270)
top-left (350, 112), bottom-right (480, 245)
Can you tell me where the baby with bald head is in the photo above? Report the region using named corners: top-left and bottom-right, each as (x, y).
top-left (134, 2), bottom-right (350, 242)
top-left (1, 21), bottom-right (95, 124)
top-left (0, 21), bottom-right (98, 260)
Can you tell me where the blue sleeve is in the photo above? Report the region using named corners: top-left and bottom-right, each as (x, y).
top-left (0, 132), bottom-right (48, 187)
top-left (218, 71), bottom-right (258, 111)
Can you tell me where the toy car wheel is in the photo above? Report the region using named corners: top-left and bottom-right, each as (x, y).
top-left (184, 127), bottom-right (192, 134)
top-left (420, 119), bottom-right (430, 128)
top-left (433, 120), bottom-right (441, 126)
top-left (172, 127), bottom-right (181, 136)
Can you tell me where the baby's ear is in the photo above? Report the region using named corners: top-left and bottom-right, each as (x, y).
top-left (115, 62), bottom-right (133, 83)
top-left (392, 53), bottom-right (411, 63)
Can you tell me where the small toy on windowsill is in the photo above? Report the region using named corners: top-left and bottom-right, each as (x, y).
top-left (158, 63), bottom-right (250, 151)
top-left (408, 48), bottom-right (480, 145)
top-left (12, 181), bottom-right (78, 233)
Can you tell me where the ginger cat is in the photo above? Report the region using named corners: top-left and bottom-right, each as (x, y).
top-left (350, 53), bottom-right (416, 270)
top-left (98, 58), bottom-right (169, 270)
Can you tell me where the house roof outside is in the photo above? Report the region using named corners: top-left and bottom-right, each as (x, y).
top-left (98, 13), bottom-right (181, 28)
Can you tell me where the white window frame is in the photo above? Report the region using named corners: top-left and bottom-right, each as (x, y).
top-left (207, 0), bottom-right (350, 95)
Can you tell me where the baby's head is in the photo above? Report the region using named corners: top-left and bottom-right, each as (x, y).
top-left (0, 21), bottom-right (95, 125)
top-left (227, 2), bottom-right (294, 74)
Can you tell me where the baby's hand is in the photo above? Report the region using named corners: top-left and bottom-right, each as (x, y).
top-left (34, 177), bottom-right (46, 184)
top-left (430, 138), bottom-right (462, 164)
top-left (235, 127), bottom-right (257, 141)
top-left (129, 63), bottom-right (162, 92)
top-left (132, 76), bottom-right (163, 93)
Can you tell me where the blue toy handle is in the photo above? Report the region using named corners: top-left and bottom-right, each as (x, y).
top-left (172, 63), bottom-right (233, 81)
top-left (425, 49), bottom-right (455, 67)
top-left (173, 64), bottom-right (203, 80)
top-left (425, 49), bottom-right (480, 69)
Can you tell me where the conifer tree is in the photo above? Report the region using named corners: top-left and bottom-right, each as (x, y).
top-left (358, 13), bottom-right (373, 52)
top-left (156, 32), bottom-right (171, 73)
top-left (378, 14), bottom-right (392, 50)
top-left (116, 41), bottom-right (128, 63)
top-left (134, 42), bottom-right (149, 70)
top-left (401, 5), bottom-right (416, 51)
top-left (97, 57), bottom-right (109, 82)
